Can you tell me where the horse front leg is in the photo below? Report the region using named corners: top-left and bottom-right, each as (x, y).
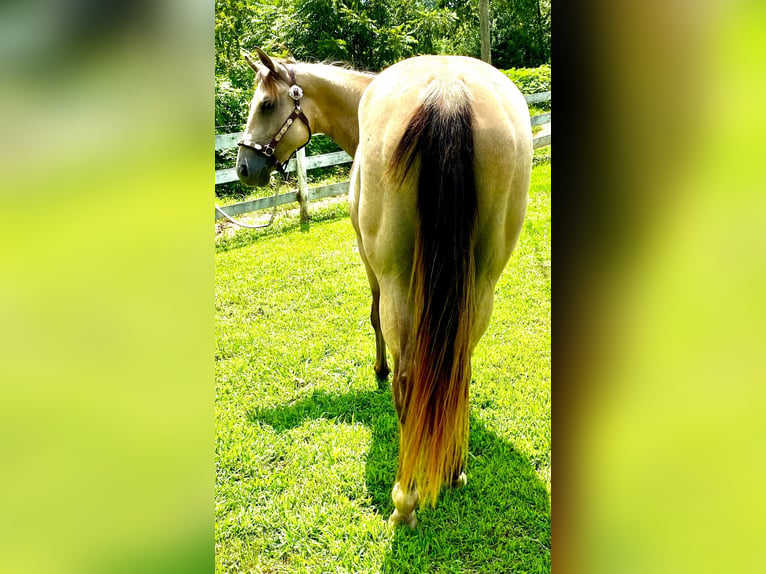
top-left (349, 163), bottom-right (389, 381)
top-left (353, 234), bottom-right (389, 381)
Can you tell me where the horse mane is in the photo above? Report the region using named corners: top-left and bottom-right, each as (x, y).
top-left (255, 57), bottom-right (375, 99)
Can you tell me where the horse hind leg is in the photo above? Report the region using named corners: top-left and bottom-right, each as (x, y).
top-left (387, 323), bottom-right (419, 527)
top-left (351, 218), bottom-right (388, 380)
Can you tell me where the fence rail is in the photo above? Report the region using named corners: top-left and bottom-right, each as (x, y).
top-left (215, 91), bottom-right (550, 222)
top-left (215, 150), bottom-right (352, 186)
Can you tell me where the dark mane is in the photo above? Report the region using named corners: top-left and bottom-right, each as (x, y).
top-left (316, 59), bottom-right (376, 76)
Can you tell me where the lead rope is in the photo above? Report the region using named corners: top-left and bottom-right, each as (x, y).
top-left (215, 169), bottom-right (285, 230)
top-left (215, 197), bottom-right (278, 229)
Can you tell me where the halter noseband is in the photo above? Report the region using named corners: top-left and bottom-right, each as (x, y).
top-left (238, 66), bottom-right (312, 177)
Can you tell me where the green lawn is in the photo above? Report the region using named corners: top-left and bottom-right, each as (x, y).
top-left (215, 161), bottom-right (551, 573)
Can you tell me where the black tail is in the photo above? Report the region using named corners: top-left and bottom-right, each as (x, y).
top-left (389, 80), bottom-right (477, 506)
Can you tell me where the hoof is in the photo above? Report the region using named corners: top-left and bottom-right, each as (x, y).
top-left (451, 472), bottom-right (467, 488)
top-left (389, 508), bottom-right (418, 528)
top-left (390, 481), bottom-right (418, 528)
top-left (375, 364), bottom-right (390, 381)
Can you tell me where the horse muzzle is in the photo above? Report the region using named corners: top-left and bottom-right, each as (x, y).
top-left (235, 147), bottom-right (275, 187)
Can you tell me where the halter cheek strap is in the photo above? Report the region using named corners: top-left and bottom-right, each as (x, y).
top-left (238, 66), bottom-right (313, 178)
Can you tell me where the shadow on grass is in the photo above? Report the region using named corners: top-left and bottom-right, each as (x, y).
top-left (247, 386), bottom-right (551, 572)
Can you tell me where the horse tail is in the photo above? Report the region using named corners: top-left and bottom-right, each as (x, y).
top-left (389, 79), bottom-right (477, 507)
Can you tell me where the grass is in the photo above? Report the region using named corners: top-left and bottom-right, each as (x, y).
top-left (215, 160), bottom-right (551, 573)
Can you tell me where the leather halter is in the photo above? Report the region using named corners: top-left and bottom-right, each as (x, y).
top-left (238, 66), bottom-right (312, 177)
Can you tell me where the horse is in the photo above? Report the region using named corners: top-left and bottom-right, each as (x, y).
top-left (235, 48), bottom-right (532, 528)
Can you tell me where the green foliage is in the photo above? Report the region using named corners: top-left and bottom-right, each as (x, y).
top-left (502, 64), bottom-right (551, 95)
top-left (503, 64), bottom-right (551, 110)
top-left (434, 0), bottom-right (551, 69)
top-left (213, 0), bottom-right (552, 183)
top-left (215, 0), bottom-right (551, 78)
top-left (491, 0), bottom-right (551, 68)
top-left (215, 77), bottom-right (250, 133)
top-left (254, 0), bottom-right (457, 71)
top-left (214, 0), bottom-right (276, 131)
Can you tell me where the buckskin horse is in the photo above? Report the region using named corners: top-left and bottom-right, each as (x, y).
top-left (235, 48), bottom-right (532, 528)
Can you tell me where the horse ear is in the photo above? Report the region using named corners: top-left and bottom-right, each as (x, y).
top-left (254, 47), bottom-right (277, 73)
top-left (242, 50), bottom-right (260, 74)
top-left (253, 47), bottom-right (292, 84)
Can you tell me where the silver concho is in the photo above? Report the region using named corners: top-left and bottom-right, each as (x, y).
top-left (288, 85), bottom-right (303, 100)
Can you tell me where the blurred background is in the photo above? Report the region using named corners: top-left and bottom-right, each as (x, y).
top-left (1, 0), bottom-right (765, 571)
top-left (556, 0), bottom-right (766, 571)
top-left (0, 1), bottom-right (213, 572)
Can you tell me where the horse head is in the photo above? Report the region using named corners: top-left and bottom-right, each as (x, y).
top-left (236, 48), bottom-right (312, 187)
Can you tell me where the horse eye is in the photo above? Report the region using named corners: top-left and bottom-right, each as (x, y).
top-left (260, 100), bottom-right (275, 113)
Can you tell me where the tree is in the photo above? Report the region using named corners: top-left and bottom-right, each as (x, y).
top-left (490, 0), bottom-right (551, 68)
top-left (480, 0), bottom-right (490, 63)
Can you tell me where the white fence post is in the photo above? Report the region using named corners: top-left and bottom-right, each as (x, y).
top-left (296, 148), bottom-right (310, 223)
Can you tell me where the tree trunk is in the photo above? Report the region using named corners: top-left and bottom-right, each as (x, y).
top-left (479, 0), bottom-right (491, 64)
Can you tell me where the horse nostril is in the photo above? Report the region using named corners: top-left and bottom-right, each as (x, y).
top-left (237, 162), bottom-right (248, 177)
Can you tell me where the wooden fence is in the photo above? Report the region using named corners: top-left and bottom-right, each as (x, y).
top-left (215, 91), bottom-right (550, 222)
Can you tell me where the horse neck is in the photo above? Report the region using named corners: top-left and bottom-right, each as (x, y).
top-left (295, 64), bottom-right (374, 156)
